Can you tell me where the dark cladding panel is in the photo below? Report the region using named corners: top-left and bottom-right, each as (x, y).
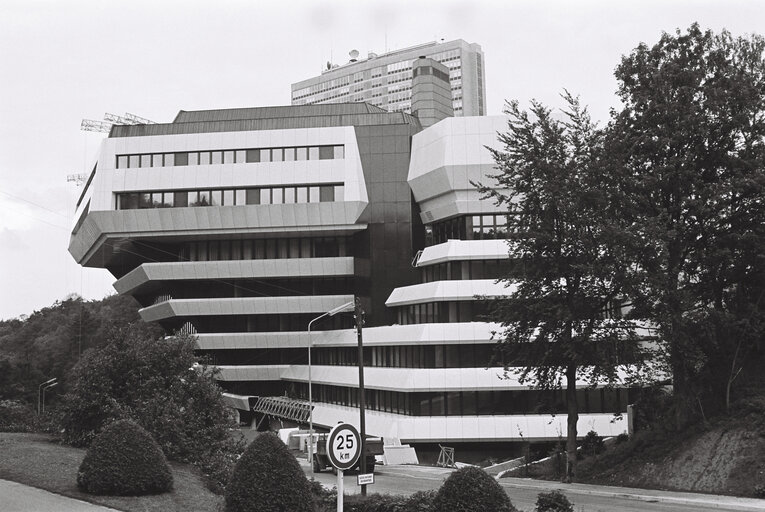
top-left (353, 123), bottom-right (423, 326)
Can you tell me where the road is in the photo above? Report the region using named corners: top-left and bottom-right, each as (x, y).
top-left (300, 460), bottom-right (765, 512)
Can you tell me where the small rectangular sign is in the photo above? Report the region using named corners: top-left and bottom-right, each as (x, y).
top-left (356, 473), bottom-right (374, 486)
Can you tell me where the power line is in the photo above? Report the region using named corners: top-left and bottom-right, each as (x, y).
top-left (0, 202), bottom-right (69, 231)
top-left (0, 190), bottom-right (70, 219)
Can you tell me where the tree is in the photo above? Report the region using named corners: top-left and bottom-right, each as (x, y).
top-left (59, 326), bottom-right (239, 465)
top-left (608, 24), bottom-right (765, 424)
top-left (478, 93), bottom-right (643, 481)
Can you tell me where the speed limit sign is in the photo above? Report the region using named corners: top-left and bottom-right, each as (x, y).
top-left (327, 423), bottom-right (361, 471)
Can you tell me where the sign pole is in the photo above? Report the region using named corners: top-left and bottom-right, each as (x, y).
top-left (337, 469), bottom-right (344, 512)
top-left (327, 422), bottom-right (361, 510)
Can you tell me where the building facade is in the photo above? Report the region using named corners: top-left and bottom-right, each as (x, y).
top-left (69, 103), bottom-right (635, 452)
top-left (291, 39), bottom-right (486, 117)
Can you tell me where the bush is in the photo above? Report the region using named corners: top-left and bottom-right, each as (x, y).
top-left (0, 400), bottom-right (36, 432)
top-left (225, 433), bottom-right (313, 512)
top-left (581, 430), bottom-right (604, 456)
top-left (77, 419), bottom-right (173, 495)
top-left (196, 449), bottom-right (240, 495)
top-left (344, 493), bottom-right (409, 511)
top-left (431, 466), bottom-right (517, 512)
top-left (309, 479), bottom-right (336, 512)
top-left (406, 489), bottom-right (437, 511)
top-left (535, 490), bottom-right (574, 512)
top-left (615, 433), bottom-right (630, 444)
top-left (754, 484), bottom-right (765, 499)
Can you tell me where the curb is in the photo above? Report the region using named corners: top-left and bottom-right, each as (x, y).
top-left (498, 478), bottom-right (765, 511)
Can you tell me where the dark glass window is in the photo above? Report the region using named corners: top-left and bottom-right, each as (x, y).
top-left (246, 189), bottom-right (260, 205)
top-left (319, 186), bottom-right (334, 202)
top-left (138, 193), bottom-right (152, 209)
top-left (246, 149), bottom-right (260, 163)
top-left (175, 152), bottom-right (189, 166)
top-left (319, 146), bottom-right (334, 160)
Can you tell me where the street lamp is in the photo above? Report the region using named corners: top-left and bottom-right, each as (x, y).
top-left (41, 382), bottom-right (58, 414)
top-left (308, 300), bottom-right (355, 473)
top-left (37, 378), bottom-right (57, 415)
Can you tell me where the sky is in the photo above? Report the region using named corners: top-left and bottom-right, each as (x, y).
top-left (0, 0), bottom-right (762, 320)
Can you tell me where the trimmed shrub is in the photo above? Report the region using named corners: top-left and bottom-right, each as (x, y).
top-left (77, 419), bottom-right (173, 495)
top-left (431, 466), bottom-right (517, 512)
top-left (225, 433), bottom-right (313, 512)
top-left (535, 490), bottom-right (574, 512)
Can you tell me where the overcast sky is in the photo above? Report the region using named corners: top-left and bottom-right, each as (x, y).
top-left (0, 0), bottom-right (762, 320)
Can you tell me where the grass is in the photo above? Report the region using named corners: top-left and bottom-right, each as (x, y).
top-left (0, 432), bottom-right (223, 512)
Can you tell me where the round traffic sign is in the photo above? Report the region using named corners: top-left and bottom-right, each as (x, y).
top-left (326, 423), bottom-right (361, 471)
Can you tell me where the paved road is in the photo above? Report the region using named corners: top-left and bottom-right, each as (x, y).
top-left (300, 461), bottom-right (765, 512)
top-left (0, 479), bottom-right (121, 512)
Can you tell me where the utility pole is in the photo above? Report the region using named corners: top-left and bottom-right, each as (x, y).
top-left (355, 297), bottom-right (367, 496)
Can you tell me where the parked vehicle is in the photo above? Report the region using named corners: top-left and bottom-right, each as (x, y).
top-left (310, 433), bottom-right (384, 473)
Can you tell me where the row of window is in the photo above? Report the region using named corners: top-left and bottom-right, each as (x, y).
top-left (116, 184), bottom-right (344, 210)
top-left (177, 313), bottom-right (355, 334)
top-left (396, 301), bottom-right (490, 325)
top-left (115, 145), bottom-right (345, 169)
top-left (413, 65), bottom-right (450, 83)
top-left (425, 214), bottom-right (509, 246)
top-left (198, 338), bottom-right (640, 368)
top-left (152, 277), bottom-right (354, 302)
top-left (178, 236), bottom-right (351, 262)
top-left (201, 344), bottom-right (497, 369)
top-left (420, 259), bottom-right (510, 283)
top-left (294, 383), bottom-right (636, 416)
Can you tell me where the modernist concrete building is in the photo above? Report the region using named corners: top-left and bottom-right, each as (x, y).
top-left (69, 102), bottom-right (636, 454)
top-left (291, 39), bottom-right (486, 117)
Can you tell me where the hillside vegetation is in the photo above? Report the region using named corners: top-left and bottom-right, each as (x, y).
top-left (0, 294), bottom-right (162, 403)
top-left (576, 393), bottom-right (765, 497)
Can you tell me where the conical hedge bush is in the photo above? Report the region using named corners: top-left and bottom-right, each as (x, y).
top-left (431, 466), bottom-right (517, 512)
top-left (77, 419), bottom-right (173, 495)
top-left (225, 432), bottom-right (313, 512)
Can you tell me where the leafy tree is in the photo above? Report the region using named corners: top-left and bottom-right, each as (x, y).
top-left (608, 24), bottom-right (765, 424)
top-left (58, 326), bottom-right (240, 465)
top-left (478, 93), bottom-right (644, 481)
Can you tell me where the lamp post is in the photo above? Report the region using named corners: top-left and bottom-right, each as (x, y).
top-left (37, 378), bottom-right (57, 415)
top-left (354, 297), bottom-right (368, 496)
top-left (308, 300), bottom-right (355, 473)
top-left (41, 382), bottom-right (58, 414)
